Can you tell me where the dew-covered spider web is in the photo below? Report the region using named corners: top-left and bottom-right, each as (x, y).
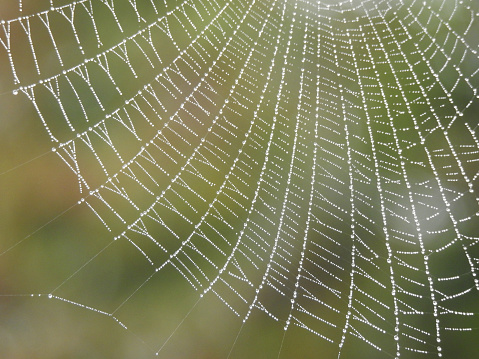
top-left (1, 0), bottom-right (479, 357)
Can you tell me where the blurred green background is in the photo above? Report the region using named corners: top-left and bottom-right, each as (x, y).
top-left (1, 0), bottom-right (479, 358)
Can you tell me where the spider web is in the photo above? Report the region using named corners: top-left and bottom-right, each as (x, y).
top-left (1, 0), bottom-right (479, 357)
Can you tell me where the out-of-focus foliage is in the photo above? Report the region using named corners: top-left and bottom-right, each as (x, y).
top-left (1, 0), bottom-right (479, 358)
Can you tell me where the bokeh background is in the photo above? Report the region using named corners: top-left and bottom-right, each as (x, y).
top-left (1, 0), bottom-right (479, 358)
